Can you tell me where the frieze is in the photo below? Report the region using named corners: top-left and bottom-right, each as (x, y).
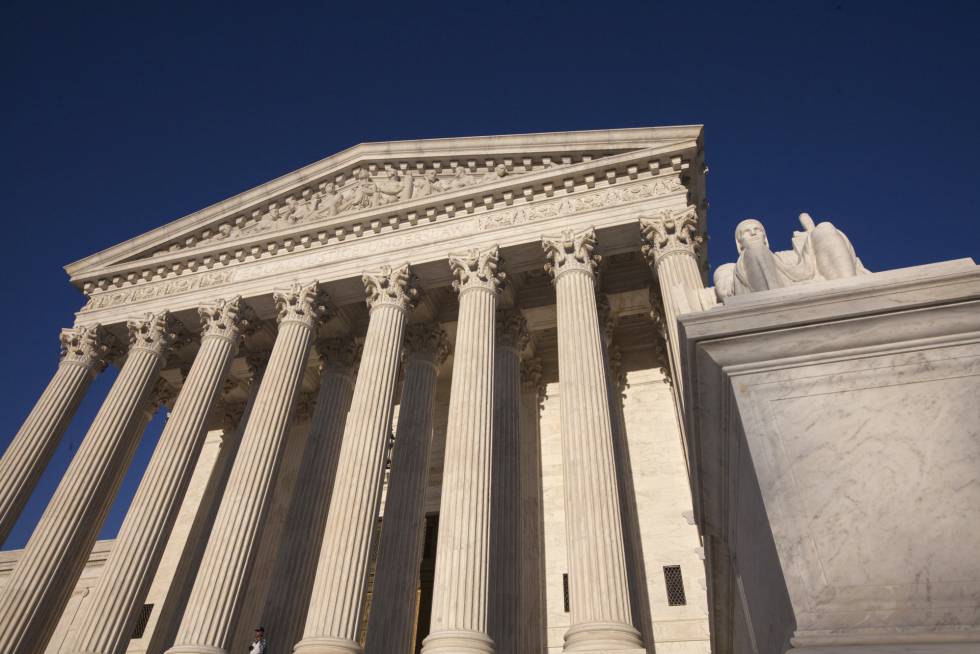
top-left (477, 175), bottom-right (683, 230)
top-left (81, 174), bottom-right (685, 312)
top-left (83, 270), bottom-right (235, 312)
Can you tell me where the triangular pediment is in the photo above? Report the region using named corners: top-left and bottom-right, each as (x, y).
top-left (65, 127), bottom-right (701, 287)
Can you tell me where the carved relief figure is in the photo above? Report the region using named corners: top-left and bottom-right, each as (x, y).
top-left (376, 169), bottom-right (412, 205)
top-left (481, 163), bottom-right (509, 184)
top-left (313, 182), bottom-right (342, 219)
top-left (448, 167), bottom-right (475, 190)
top-left (714, 213), bottom-right (869, 299)
top-left (413, 169), bottom-right (446, 197)
top-left (289, 189), bottom-right (317, 222)
top-left (343, 169), bottom-right (378, 211)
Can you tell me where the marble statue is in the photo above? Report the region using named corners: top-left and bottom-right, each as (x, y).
top-left (344, 169), bottom-right (379, 211)
top-left (413, 169), bottom-right (446, 197)
top-left (714, 213), bottom-right (868, 299)
top-left (376, 169), bottom-right (412, 205)
top-left (314, 182), bottom-right (343, 218)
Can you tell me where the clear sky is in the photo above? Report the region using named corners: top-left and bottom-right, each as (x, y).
top-left (1, 1), bottom-right (978, 549)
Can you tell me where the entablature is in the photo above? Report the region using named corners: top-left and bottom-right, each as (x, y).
top-left (69, 129), bottom-right (705, 328)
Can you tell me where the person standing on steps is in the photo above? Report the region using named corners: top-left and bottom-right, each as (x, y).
top-left (248, 627), bottom-right (267, 654)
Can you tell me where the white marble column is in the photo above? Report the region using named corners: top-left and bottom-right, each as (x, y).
top-left (0, 311), bottom-right (183, 654)
top-left (295, 264), bottom-right (418, 654)
top-left (639, 206), bottom-right (705, 394)
top-left (72, 297), bottom-right (252, 654)
top-left (261, 338), bottom-right (360, 654)
top-left (364, 323), bottom-right (449, 654)
top-left (0, 324), bottom-right (115, 544)
top-left (541, 228), bottom-right (644, 652)
top-left (518, 357), bottom-right (547, 653)
top-left (422, 246), bottom-right (506, 654)
top-left (167, 281), bottom-right (329, 654)
top-left (488, 309), bottom-right (527, 654)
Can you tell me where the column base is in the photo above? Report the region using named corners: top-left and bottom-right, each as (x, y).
top-left (563, 621), bottom-right (645, 652)
top-left (293, 636), bottom-right (362, 654)
top-left (420, 629), bottom-right (495, 654)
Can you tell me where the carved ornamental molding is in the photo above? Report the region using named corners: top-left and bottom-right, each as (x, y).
top-left (448, 246), bottom-right (507, 295)
top-left (520, 356), bottom-right (546, 408)
top-left (316, 337), bottom-right (362, 374)
top-left (59, 324), bottom-right (117, 372)
top-left (273, 281), bottom-right (331, 329)
top-left (363, 264), bottom-right (419, 313)
top-left (638, 206), bottom-right (702, 265)
top-left (198, 296), bottom-right (255, 347)
top-left (542, 228), bottom-right (601, 281)
top-left (402, 323), bottom-right (451, 367)
top-left (496, 309), bottom-right (529, 352)
top-left (126, 311), bottom-right (187, 362)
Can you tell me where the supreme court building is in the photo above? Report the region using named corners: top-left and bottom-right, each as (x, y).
top-left (1, 127), bottom-right (977, 654)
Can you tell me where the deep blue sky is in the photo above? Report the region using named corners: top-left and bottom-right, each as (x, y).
top-left (1, 1), bottom-right (978, 549)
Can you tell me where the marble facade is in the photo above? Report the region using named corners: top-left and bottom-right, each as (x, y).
top-left (7, 126), bottom-right (970, 654)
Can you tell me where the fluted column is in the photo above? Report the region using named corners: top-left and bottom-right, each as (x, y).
top-left (0, 311), bottom-right (184, 654)
top-left (542, 228), bottom-right (644, 652)
top-left (639, 206), bottom-right (705, 395)
top-left (518, 357), bottom-right (547, 653)
top-left (261, 338), bottom-right (361, 654)
top-left (73, 297), bottom-right (253, 654)
top-left (0, 324), bottom-right (116, 544)
top-left (488, 309), bottom-right (527, 654)
top-left (364, 323), bottom-right (449, 654)
top-left (167, 281), bottom-right (329, 654)
top-left (295, 264), bottom-right (418, 654)
top-left (422, 246), bottom-right (506, 654)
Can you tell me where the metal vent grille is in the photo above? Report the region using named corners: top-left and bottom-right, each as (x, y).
top-left (663, 565), bottom-right (687, 606)
top-left (132, 603), bottom-right (154, 638)
top-left (562, 573), bottom-right (570, 612)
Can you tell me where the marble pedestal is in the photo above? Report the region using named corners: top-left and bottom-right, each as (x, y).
top-left (678, 259), bottom-right (980, 654)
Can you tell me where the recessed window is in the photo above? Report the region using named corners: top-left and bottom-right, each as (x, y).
top-left (562, 573), bottom-right (570, 612)
top-left (133, 603), bottom-right (154, 638)
top-left (663, 565), bottom-right (686, 606)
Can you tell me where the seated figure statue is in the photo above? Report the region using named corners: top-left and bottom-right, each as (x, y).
top-left (714, 213), bottom-right (868, 299)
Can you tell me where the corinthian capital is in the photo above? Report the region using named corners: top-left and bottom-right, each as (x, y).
top-left (639, 206), bottom-right (702, 264)
top-left (59, 323), bottom-right (117, 372)
top-left (542, 227), bottom-right (601, 280)
top-left (520, 356), bottom-right (546, 406)
top-left (198, 296), bottom-right (256, 346)
top-left (316, 337), bottom-right (362, 374)
top-left (146, 379), bottom-right (179, 414)
top-left (496, 308), bottom-right (529, 352)
top-left (126, 311), bottom-right (186, 361)
top-left (448, 246), bottom-right (507, 294)
top-left (403, 323), bottom-right (450, 366)
top-left (273, 281), bottom-right (331, 328)
top-left (363, 264), bottom-right (419, 312)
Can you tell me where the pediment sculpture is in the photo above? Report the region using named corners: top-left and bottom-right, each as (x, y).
top-left (151, 161), bottom-right (536, 257)
top-left (713, 212), bottom-right (869, 299)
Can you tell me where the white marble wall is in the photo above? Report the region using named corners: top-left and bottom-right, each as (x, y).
top-left (620, 363), bottom-right (710, 653)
